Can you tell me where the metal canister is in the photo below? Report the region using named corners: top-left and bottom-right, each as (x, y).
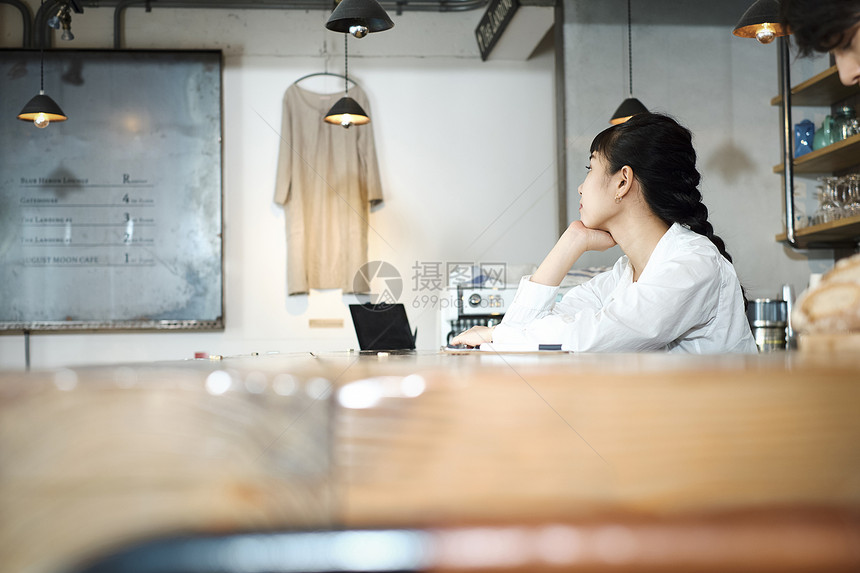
top-left (747, 299), bottom-right (788, 352)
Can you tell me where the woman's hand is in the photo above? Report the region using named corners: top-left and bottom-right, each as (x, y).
top-left (530, 221), bottom-right (617, 287)
top-left (450, 325), bottom-right (495, 347)
top-left (566, 220), bottom-right (616, 252)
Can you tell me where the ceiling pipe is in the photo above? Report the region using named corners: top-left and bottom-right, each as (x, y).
top-left (112, 0), bottom-right (486, 48)
top-left (1, 0), bottom-right (34, 47)
top-left (29, 0), bottom-right (486, 49)
top-left (32, 0), bottom-right (486, 49)
top-left (112, 0), bottom-right (336, 48)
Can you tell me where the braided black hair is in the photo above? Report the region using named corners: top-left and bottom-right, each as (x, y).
top-left (589, 112), bottom-right (735, 264)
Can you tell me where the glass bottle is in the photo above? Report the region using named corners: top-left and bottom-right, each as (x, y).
top-left (832, 105), bottom-right (856, 142)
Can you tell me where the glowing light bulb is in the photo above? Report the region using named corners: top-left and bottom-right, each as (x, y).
top-left (350, 25), bottom-right (369, 38)
top-left (340, 114), bottom-right (353, 128)
top-left (34, 113), bottom-right (50, 129)
top-left (755, 24), bottom-right (775, 44)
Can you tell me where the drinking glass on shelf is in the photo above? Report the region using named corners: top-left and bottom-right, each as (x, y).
top-left (812, 185), bottom-right (830, 224)
top-left (827, 176), bottom-right (846, 219)
top-left (835, 175), bottom-right (850, 205)
top-left (843, 174), bottom-right (860, 218)
top-left (813, 177), bottom-right (842, 224)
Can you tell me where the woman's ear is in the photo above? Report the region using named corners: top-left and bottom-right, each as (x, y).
top-left (615, 165), bottom-right (634, 199)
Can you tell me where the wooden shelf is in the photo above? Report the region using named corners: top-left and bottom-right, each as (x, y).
top-left (770, 65), bottom-right (860, 106)
top-left (772, 65), bottom-right (860, 253)
top-left (773, 133), bottom-right (860, 174)
top-left (775, 214), bottom-right (860, 247)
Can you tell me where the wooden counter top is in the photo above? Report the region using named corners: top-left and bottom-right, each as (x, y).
top-left (2, 351), bottom-right (859, 572)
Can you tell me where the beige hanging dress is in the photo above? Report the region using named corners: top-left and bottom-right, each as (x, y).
top-left (274, 83), bottom-right (383, 295)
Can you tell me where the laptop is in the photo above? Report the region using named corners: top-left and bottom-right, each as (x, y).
top-left (349, 303), bottom-right (417, 353)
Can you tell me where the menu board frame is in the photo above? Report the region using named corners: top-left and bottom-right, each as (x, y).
top-left (0, 49), bottom-right (224, 332)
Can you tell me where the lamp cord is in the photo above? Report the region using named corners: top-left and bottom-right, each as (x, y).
top-left (627, 0), bottom-right (633, 97)
top-left (40, 0), bottom-right (45, 92)
top-left (344, 34), bottom-right (349, 96)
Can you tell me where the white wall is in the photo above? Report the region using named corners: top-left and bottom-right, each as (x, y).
top-left (0, 3), bottom-right (558, 369)
top-left (561, 0), bottom-right (835, 297)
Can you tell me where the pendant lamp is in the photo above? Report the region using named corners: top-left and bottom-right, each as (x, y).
top-left (17, 8), bottom-right (67, 128)
top-left (18, 91), bottom-right (67, 128)
top-left (732, 0), bottom-right (788, 44)
top-left (324, 35), bottom-right (370, 128)
top-left (325, 0), bottom-right (394, 38)
top-left (610, 0), bottom-right (648, 125)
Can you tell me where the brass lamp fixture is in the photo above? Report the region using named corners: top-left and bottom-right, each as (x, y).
top-left (732, 0), bottom-right (788, 44)
top-left (324, 95), bottom-right (369, 128)
top-left (610, 0), bottom-right (648, 125)
top-left (324, 35), bottom-right (370, 128)
top-left (610, 97), bottom-right (649, 126)
top-left (17, 4), bottom-right (67, 129)
top-left (325, 0), bottom-right (394, 38)
top-left (17, 90), bottom-right (67, 128)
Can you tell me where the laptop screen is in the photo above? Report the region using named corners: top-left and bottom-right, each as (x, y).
top-left (349, 303), bottom-right (416, 351)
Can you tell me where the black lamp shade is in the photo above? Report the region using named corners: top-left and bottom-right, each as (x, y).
top-left (324, 96), bottom-right (370, 127)
top-left (732, 0), bottom-right (788, 42)
top-left (325, 0), bottom-right (394, 34)
top-left (17, 92), bottom-right (68, 123)
top-left (609, 97), bottom-right (648, 125)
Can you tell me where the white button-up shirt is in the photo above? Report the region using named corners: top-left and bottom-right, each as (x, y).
top-left (493, 223), bottom-right (758, 353)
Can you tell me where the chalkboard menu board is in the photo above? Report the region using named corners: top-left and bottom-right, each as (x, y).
top-left (0, 50), bottom-right (223, 331)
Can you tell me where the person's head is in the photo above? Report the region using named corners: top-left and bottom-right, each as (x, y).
top-left (586, 112), bottom-right (734, 263)
top-left (781, 0), bottom-right (860, 86)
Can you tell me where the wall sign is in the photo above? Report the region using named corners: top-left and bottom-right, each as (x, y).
top-left (0, 50), bottom-right (223, 331)
top-left (475, 0), bottom-right (520, 61)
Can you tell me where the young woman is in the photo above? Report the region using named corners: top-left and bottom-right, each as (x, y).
top-left (452, 113), bottom-right (757, 353)
top-left (781, 0), bottom-right (860, 87)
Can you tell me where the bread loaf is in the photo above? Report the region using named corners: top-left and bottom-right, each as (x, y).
top-left (792, 253), bottom-right (860, 333)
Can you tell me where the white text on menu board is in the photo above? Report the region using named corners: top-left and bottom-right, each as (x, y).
top-left (17, 173), bottom-right (157, 267)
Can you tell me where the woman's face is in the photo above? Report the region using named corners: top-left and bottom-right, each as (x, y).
top-left (577, 151), bottom-right (618, 230)
top-left (834, 23), bottom-right (860, 86)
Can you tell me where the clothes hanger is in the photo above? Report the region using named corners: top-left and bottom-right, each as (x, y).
top-left (292, 72), bottom-right (357, 86)
top-left (293, 37), bottom-right (359, 88)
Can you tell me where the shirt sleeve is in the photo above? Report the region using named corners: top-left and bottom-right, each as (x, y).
top-left (274, 90), bottom-right (292, 206)
top-left (493, 249), bottom-right (722, 352)
top-left (356, 94), bottom-right (384, 207)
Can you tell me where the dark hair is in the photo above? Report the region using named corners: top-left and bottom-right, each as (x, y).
top-left (780, 0), bottom-right (860, 57)
top-left (589, 112), bottom-right (735, 264)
